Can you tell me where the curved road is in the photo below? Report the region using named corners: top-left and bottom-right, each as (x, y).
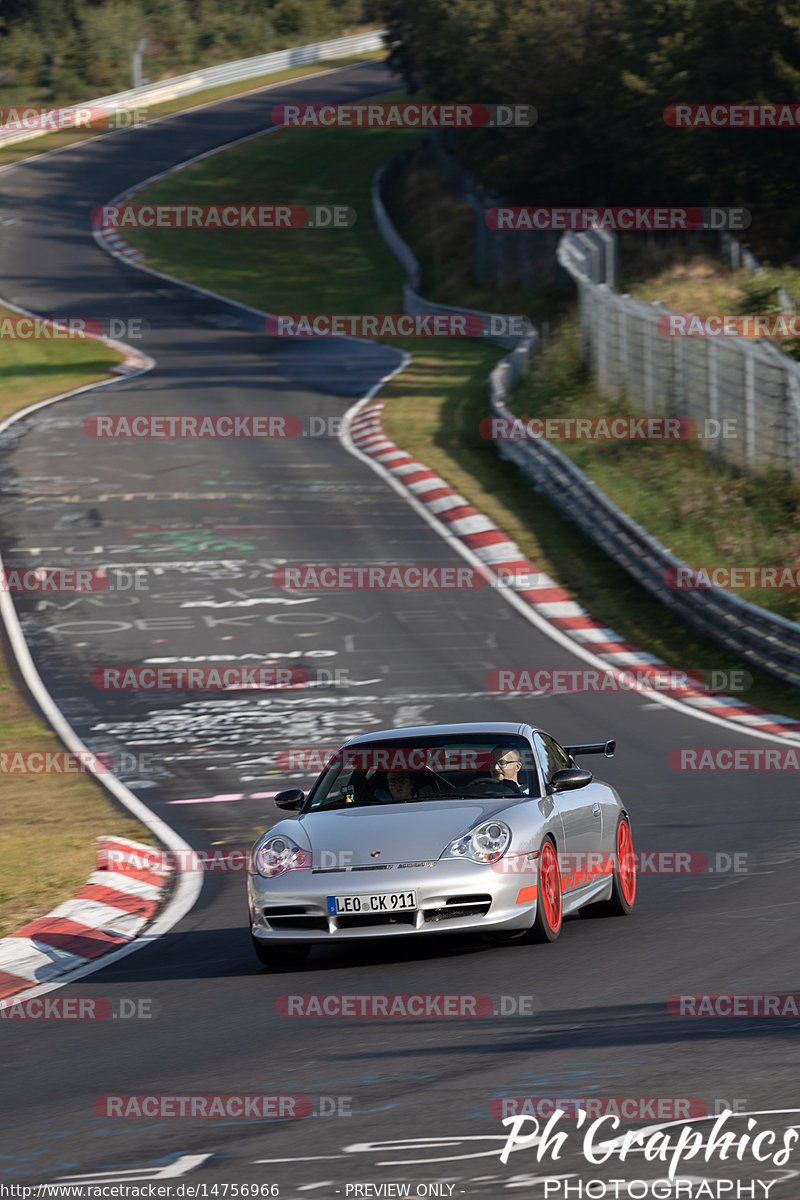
top-left (1, 61), bottom-right (798, 1197)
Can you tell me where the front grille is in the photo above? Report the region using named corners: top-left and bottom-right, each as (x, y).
top-left (423, 895), bottom-right (492, 923)
top-left (263, 904), bottom-right (328, 932)
top-left (337, 912), bottom-right (416, 929)
top-left (266, 915), bottom-right (329, 932)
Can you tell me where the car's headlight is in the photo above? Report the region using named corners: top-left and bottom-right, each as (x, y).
top-left (442, 820), bottom-right (511, 864)
top-left (253, 835), bottom-right (311, 877)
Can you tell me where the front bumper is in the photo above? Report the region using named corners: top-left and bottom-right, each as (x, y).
top-left (248, 859), bottom-right (537, 943)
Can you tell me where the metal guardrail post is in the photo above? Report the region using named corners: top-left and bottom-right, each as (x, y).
top-left (618, 296), bottom-right (629, 397)
top-left (609, 232), bottom-right (620, 290)
top-left (598, 286), bottom-right (610, 391)
top-left (132, 38), bottom-right (148, 89)
top-left (673, 329), bottom-right (686, 419)
top-left (744, 349), bottom-right (756, 471)
top-left (644, 313), bottom-right (655, 417)
top-left (708, 340), bottom-right (720, 458)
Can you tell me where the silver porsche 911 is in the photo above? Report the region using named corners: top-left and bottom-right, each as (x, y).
top-left (248, 721), bottom-right (636, 967)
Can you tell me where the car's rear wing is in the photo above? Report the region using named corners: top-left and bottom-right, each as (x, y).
top-left (564, 740), bottom-right (616, 759)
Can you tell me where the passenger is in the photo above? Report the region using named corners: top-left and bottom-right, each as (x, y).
top-left (386, 769), bottom-right (414, 801)
top-left (371, 769), bottom-right (415, 803)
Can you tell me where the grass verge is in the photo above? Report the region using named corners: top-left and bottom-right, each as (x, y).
top-left (622, 247), bottom-right (753, 312)
top-left (0, 52), bottom-right (384, 171)
top-left (0, 309), bottom-right (155, 937)
top-left (0, 305), bottom-right (123, 416)
top-left (117, 98), bottom-right (800, 719)
top-left (111, 98), bottom-right (418, 307)
top-left (624, 246), bottom-right (800, 363)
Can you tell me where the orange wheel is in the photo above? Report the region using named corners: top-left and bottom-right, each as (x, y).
top-left (581, 816), bottom-right (636, 918)
top-left (528, 838), bottom-right (562, 942)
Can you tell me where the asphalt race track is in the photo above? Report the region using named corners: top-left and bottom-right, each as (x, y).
top-left (1, 60), bottom-right (799, 1199)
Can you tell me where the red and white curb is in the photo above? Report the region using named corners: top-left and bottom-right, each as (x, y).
top-left (110, 347), bottom-right (150, 374)
top-left (0, 838), bottom-right (171, 1001)
top-left (95, 185), bottom-right (147, 263)
top-left (96, 227), bottom-right (145, 262)
top-left (348, 400), bottom-right (800, 742)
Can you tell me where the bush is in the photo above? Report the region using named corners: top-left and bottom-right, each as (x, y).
top-left (734, 266), bottom-right (800, 362)
top-left (1, 26), bottom-right (47, 87)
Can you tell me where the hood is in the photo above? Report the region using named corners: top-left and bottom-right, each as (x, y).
top-left (282, 798), bottom-right (521, 866)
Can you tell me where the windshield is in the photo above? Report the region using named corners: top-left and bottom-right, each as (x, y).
top-left (306, 734), bottom-right (539, 811)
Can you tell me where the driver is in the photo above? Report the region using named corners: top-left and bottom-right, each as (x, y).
top-left (490, 746), bottom-right (529, 794)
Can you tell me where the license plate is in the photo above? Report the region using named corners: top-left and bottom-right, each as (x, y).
top-left (327, 891), bottom-right (417, 915)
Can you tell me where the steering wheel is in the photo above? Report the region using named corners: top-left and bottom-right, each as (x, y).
top-left (455, 776), bottom-right (521, 796)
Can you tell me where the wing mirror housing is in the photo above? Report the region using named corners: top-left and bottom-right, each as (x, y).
top-left (564, 739), bottom-right (615, 759)
top-left (274, 788), bottom-right (305, 810)
top-left (548, 767), bottom-right (593, 793)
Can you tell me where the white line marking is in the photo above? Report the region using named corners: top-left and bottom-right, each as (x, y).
top-left (54, 1154), bottom-right (214, 1183)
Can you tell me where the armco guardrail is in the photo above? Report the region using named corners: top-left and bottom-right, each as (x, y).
top-left (0, 30), bottom-right (385, 149)
top-left (372, 153), bottom-right (537, 353)
top-left (558, 229), bottom-right (800, 478)
top-left (558, 228), bottom-right (618, 288)
top-left (374, 154), bottom-right (800, 689)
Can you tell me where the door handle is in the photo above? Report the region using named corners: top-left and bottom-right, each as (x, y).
top-left (592, 803), bottom-right (601, 816)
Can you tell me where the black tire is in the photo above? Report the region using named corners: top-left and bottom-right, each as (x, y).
top-left (251, 936), bottom-right (310, 968)
top-left (526, 836), bottom-right (562, 943)
top-left (581, 815), bottom-right (636, 918)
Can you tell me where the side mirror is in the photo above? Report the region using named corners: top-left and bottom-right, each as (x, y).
top-left (548, 768), bottom-right (593, 793)
top-left (274, 788), bottom-right (305, 810)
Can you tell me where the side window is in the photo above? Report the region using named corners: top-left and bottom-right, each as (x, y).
top-left (533, 733), bottom-right (571, 786)
top-left (510, 743), bottom-right (539, 797)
